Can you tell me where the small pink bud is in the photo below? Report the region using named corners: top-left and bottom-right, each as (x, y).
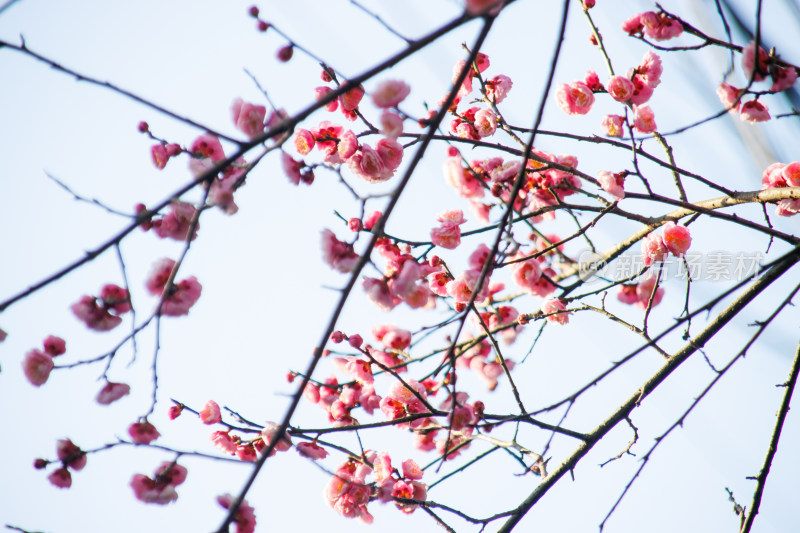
top-left (248, 6), bottom-right (259, 17)
top-left (286, 372), bottom-right (296, 383)
top-left (168, 405), bottom-right (183, 420)
top-left (257, 20), bottom-right (269, 32)
top-left (321, 70), bottom-right (333, 82)
top-left (33, 458), bottom-right (48, 469)
top-left (137, 121), bottom-right (149, 133)
top-left (330, 331), bottom-right (345, 343)
top-left (277, 44), bottom-right (294, 62)
top-left (348, 218), bottom-right (363, 232)
top-left (348, 334), bottom-right (363, 348)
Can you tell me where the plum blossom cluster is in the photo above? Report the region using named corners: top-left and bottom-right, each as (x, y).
top-left (761, 161), bottom-right (800, 216)
top-left (430, 209), bottom-right (467, 249)
top-left (443, 145), bottom-right (584, 226)
top-left (71, 283), bottom-right (131, 332)
top-left (293, 119), bottom-right (404, 184)
top-left (641, 221), bottom-right (693, 267)
top-left (445, 52), bottom-right (510, 140)
top-left (324, 453), bottom-right (426, 523)
top-left (717, 41), bottom-right (798, 123)
top-left (622, 11), bottom-right (683, 41)
top-left (130, 462), bottom-right (188, 504)
top-left (617, 273), bottom-right (665, 309)
top-left (22, 335), bottom-right (66, 387)
top-left (561, 51), bottom-right (663, 136)
top-left (35, 439), bottom-right (87, 489)
top-left (145, 258), bottom-right (202, 316)
top-left (217, 493), bottom-right (257, 533)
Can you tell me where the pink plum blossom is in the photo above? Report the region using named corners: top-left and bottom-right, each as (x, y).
top-left (96, 381), bottom-right (130, 405)
top-left (740, 100), bottom-right (770, 123)
top-left (771, 67), bottom-right (798, 93)
top-left (584, 69), bottom-right (603, 91)
top-left (321, 229), bottom-right (360, 273)
top-left (152, 201), bottom-right (198, 241)
top-left (661, 221), bottom-right (692, 257)
top-left (22, 349), bottom-right (54, 387)
top-left (297, 441), bottom-right (329, 460)
top-left (634, 105), bottom-right (657, 133)
top-left (371, 80), bottom-right (410, 108)
top-left (348, 144), bottom-right (392, 183)
top-left (556, 81), bottom-right (595, 115)
top-left (597, 171), bottom-right (625, 200)
top-left (57, 439), bottom-right (87, 471)
top-left (486, 74), bottom-right (513, 103)
top-left (217, 494), bottom-right (257, 533)
top-left (607, 76), bottom-right (635, 102)
top-left (375, 138), bottom-right (404, 171)
top-left (200, 400), bottom-right (222, 424)
top-left (717, 83), bottom-right (743, 112)
top-left (510, 255), bottom-right (542, 294)
top-left (231, 98), bottom-right (266, 139)
top-left (314, 86), bottom-right (338, 112)
top-left (128, 421), bottom-right (160, 444)
top-left (261, 421), bottom-right (292, 455)
top-left (628, 11), bottom-right (683, 41)
top-left (446, 269), bottom-right (489, 304)
top-left (641, 232), bottom-right (668, 266)
top-left (48, 468), bottom-right (72, 489)
top-left (338, 129), bottom-right (358, 160)
top-left (473, 108), bottom-right (497, 137)
top-left (541, 298), bottom-right (570, 325)
top-left (465, 0), bottom-right (505, 16)
top-left (294, 129), bottom-right (315, 155)
top-left (430, 209), bottom-right (466, 249)
top-left (160, 276), bottom-right (202, 316)
top-left (188, 134), bottom-right (225, 177)
top-left (380, 111), bottom-right (404, 139)
top-left (638, 51), bottom-right (663, 88)
top-left (742, 41), bottom-right (769, 82)
top-left (43, 335), bottom-right (66, 356)
top-left (602, 114), bottom-right (625, 137)
top-left (130, 462), bottom-right (187, 505)
top-left (71, 295), bottom-right (123, 332)
top-left (210, 431), bottom-right (237, 454)
top-left (444, 156), bottom-right (485, 199)
top-left (775, 199), bottom-right (800, 217)
top-left (363, 277), bottom-right (399, 311)
top-left (782, 162), bottom-right (800, 187)
top-left (339, 83), bottom-right (365, 112)
top-left (635, 275), bottom-right (664, 308)
top-left (629, 75), bottom-right (654, 105)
